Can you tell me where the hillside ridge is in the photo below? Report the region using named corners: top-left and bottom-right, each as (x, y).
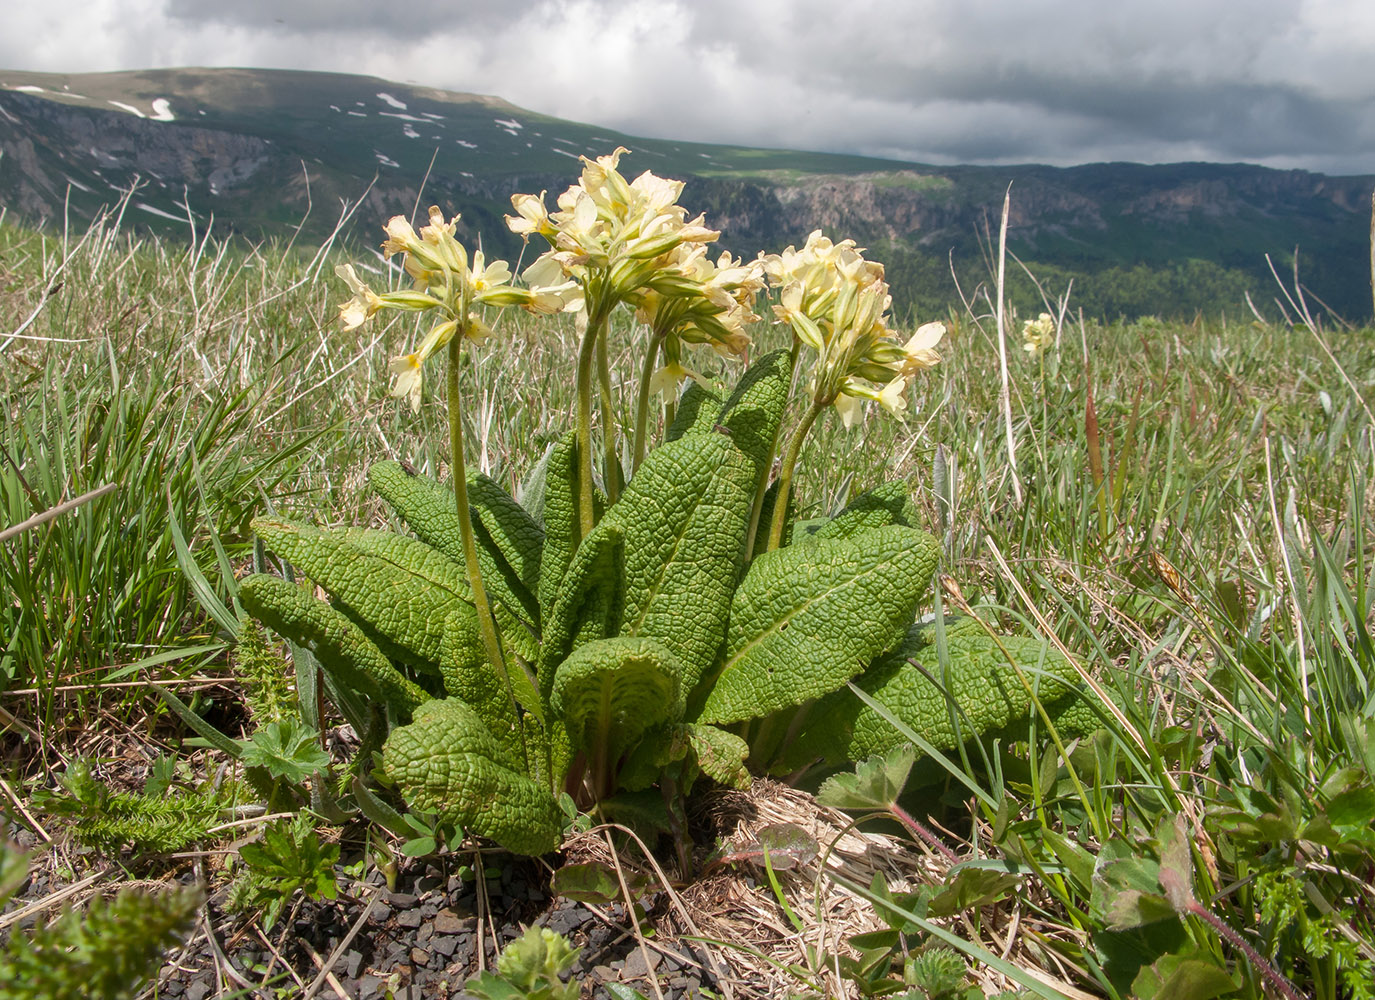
top-left (3, 67), bottom-right (1371, 318)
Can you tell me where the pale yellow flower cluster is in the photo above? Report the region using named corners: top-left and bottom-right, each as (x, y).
top-left (635, 245), bottom-right (767, 400)
top-left (507, 147), bottom-right (723, 318)
top-left (336, 207), bottom-right (575, 409)
top-left (1022, 312), bottom-right (1056, 358)
top-left (761, 231), bottom-right (944, 426)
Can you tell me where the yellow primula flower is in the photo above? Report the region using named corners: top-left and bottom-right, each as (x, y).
top-left (335, 264), bottom-right (384, 330)
top-left (1022, 312), bottom-right (1055, 357)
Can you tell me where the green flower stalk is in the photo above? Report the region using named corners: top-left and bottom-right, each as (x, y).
top-left (759, 231), bottom-right (946, 551)
top-left (507, 148), bottom-right (728, 539)
top-left (336, 207), bottom-right (570, 734)
top-left (629, 245), bottom-right (763, 471)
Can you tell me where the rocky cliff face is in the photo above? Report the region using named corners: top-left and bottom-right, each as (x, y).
top-left (1, 91), bottom-right (279, 217)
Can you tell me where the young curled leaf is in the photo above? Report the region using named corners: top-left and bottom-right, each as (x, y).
top-left (384, 698), bottom-right (563, 856)
top-left (550, 636), bottom-right (683, 762)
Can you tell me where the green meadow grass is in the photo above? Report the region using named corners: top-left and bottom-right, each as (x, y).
top-left (2, 207), bottom-right (1372, 998)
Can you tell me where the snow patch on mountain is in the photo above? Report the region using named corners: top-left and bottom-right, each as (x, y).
top-left (150, 99), bottom-right (174, 122)
top-left (376, 93), bottom-right (407, 110)
top-left (137, 202), bottom-right (184, 221)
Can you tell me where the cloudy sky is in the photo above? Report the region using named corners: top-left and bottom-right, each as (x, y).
top-left (3, 0), bottom-right (1374, 175)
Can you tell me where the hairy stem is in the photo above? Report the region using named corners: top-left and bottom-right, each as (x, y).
top-left (573, 306), bottom-right (606, 543)
top-left (631, 332), bottom-right (664, 474)
top-left (765, 399), bottom-right (825, 552)
top-left (597, 331), bottom-right (620, 504)
top-left (446, 337), bottom-right (523, 760)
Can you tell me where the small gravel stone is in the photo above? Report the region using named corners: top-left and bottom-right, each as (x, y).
top-left (344, 949), bottom-right (364, 978)
top-left (434, 909), bottom-right (474, 935)
top-left (623, 948), bottom-right (661, 979)
top-left (386, 891), bottom-right (419, 908)
top-left (410, 947), bottom-right (431, 966)
top-left (395, 908), bottom-right (424, 929)
top-left (430, 934), bottom-right (460, 959)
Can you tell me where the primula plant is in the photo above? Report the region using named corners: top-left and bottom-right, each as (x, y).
top-left (235, 149), bottom-right (1093, 861)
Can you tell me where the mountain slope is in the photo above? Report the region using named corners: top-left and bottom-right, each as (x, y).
top-left (2, 67), bottom-right (1371, 318)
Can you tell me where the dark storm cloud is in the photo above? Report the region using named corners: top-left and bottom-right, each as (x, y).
top-left (162, 0), bottom-right (523, 33)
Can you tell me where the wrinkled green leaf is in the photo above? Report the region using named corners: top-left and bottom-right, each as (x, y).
top-left (550, 636), bottom-right (683, 760)
top-left (714, 349), bottom-right (792, 476)
top-left (239, 574), bottom-right (428, 716)
top-left (811, 479), bottom-right (919, 541)
top-left (665, 381), bottom-right (723, 441)
top-left (698, 526), bottom-right (940, 725)
top-left (384, 699), bottom-right (563, 856)
top-left (792, 632), bottom-right (1083, 767)
top-left (538, 522), bottom-right (625, 705)
top-left (607, 433), bottom-right (756, 695)
top-left (252, 517), bottom-right (469, 669)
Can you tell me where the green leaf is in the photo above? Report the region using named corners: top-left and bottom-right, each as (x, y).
top-left (816, 744), bottom-right (917, 812)
top-left (665, 381), bottom-right (723, 441)
top-left (606, 433), bottom-right (756, 695)
top-left (1091, 848), bottom-right (1177, 930)
top-left (811, 480), bottom-right (919, 541)
top-left (552, 861), bottom-right (649, 904)
top-left (792, 632), bottom-right (1083, 767)
top-left (368, 461), bottom-right (543, 631)
top-left (697, 525), bottom-right (940, 725)
top-left (539, 431), bottom-right (597, 623)
top-left (714, 349), bottom-right (792, 476)
top-left (384, 698), bottom-right (563, 856)
top-left (1328, 784), bottom-right (1375, 830)
top-left (151, 684), bottom-right (244, 759)
top-left (683, 723), bottom-right (751, 790)
top-left (925, 867), bottom-right (1022, 917)
top-left (239, 574), bottom-right (428, 717)
top-left (440, 609), bottom-right (534, 765)
top-left (538, 522), bottom-right (625, 705)
top-left (550, 636), bottom-right (683, 761)
top-left (239, 718), bottom-right (332, 784)
top-left (251, 517), bottom-right (471, 669)
top-left (1132, 954), bottom-right (1239, 1000)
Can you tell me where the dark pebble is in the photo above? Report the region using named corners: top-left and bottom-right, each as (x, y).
top-left (344, 949), bottom-right (364, 978)
top-left (395, 908), bottom-right (424, 929)
top-left (386, 890), bottom-right (419, 908)
top-left (430, 934), bottom-right (460, 959)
